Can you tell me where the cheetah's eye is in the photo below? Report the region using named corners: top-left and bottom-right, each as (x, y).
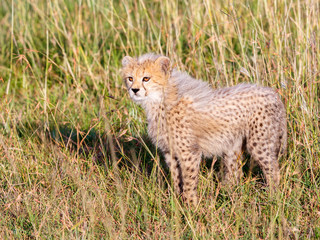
top-left (143, 77), bottom-right (150, 82)
top-left (127, 77), bottom-right (133, 82)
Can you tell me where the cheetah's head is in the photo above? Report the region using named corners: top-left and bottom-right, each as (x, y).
top-left (121, 53), bottom-right (171, 104)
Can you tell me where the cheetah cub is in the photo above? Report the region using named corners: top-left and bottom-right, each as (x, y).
top-left (121, 53), bottom-right (287, 205)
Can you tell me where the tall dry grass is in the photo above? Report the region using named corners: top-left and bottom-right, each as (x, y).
top-left (0, 0), bottom-right (319, 238)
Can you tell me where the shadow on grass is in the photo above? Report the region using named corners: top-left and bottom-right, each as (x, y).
top-left (11, 120), bottom-right (164, 176)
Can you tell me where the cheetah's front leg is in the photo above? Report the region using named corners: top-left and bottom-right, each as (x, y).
top-left (164, 153), bottom-right (183, 196)
top-left (179, 151), bottom-right (201, 206)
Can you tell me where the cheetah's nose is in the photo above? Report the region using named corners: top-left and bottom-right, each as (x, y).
top-left (131, 88), bottom-right (140, 94)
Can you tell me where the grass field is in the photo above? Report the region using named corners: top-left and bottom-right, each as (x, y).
top-left (0, 0), bottom-right (319, 238)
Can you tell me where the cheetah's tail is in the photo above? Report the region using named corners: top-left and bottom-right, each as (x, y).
top-left (279, 113), bottom-right (287, 157)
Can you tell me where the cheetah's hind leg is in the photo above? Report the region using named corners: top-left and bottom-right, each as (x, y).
top-left (222, 138), bottom-right (244, 187)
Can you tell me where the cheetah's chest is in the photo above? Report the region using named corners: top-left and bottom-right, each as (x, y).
top-left (146, 109), bottom-right (169, 152)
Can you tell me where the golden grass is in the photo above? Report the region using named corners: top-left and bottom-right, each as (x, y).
top-left (0, 0), bottom-right (319, 238)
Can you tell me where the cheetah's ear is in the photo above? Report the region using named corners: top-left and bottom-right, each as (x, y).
top-left (155, 56), bottom-right (171, 74)
top-left (122, 56), bottom-right (134, 67)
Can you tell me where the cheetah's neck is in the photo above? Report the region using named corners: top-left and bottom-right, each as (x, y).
top-left (143, 82), bottom-right (178, 122)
